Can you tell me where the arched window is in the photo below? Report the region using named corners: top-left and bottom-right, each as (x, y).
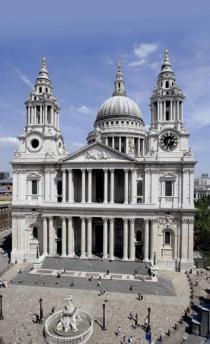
top-left (39, 87), bottom-right (42, 93)
top-left (165, 231), bottom-right (171, 245)
top-left (136, 231), bottom-right (142, 242)
top-left (32, 227), bottom-right (38, 239)
top-left (165, 81), bottom-right (169, 88)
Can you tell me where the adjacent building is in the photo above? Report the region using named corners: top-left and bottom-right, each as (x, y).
top-left (194, 174), bottom-right (210, 201)
top-left (11, 50), bottom-right (196, 271)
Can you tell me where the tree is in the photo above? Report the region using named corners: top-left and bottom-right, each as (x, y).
top-left (194, 196), bottom-right (210, 251)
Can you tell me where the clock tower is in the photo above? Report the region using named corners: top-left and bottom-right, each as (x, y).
top-left (14, 57), bottom-right (66, 162)
top-left (148, 49), bottom-right (191, 158)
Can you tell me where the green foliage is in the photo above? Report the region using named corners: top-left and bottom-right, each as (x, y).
top-left (194, 196), bottom-right (210, 251)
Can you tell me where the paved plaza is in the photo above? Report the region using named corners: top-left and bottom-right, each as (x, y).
top-left (0, 261), bottom-right (190, 344)
top-left (11, 258), bottom-right (176, 296)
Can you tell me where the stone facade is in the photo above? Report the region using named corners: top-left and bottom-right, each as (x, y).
top-left (11, 51), bottom-right (196, 271)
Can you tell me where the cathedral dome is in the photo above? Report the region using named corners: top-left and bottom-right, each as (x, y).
top-left (96, 95), bottom-right (142, 121)
top-left (95, 62), bottom-right (143, 124)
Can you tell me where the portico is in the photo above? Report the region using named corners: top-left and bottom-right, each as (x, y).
top-left (41, 215), bottom-right (156, 262)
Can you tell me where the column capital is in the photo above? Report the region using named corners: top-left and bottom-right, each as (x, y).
top-left (67, 168), bottom-right (72, 172)
top-left (61, 168), bottom-right (66, 172)
top-left (102, 217), bottom-right (108, 222)
top-left (109, 217), bottom-right (114, 223)
top-left (123, 218), bottom-right (128, 223)
top-left (103, 168), bottom-right (108, 172)
top-left (80, 216), bottom-right (86, 221)
top-left (130, 218), bottom-right (135, 224)
top-left (62, 216), bottom-right (67, 221)
top-left (81, 168), bottom-right (86, 172)
top-left (124, 168), bottom-right (129, 172)
top-left (87, 168), bottom-right (92, 172)
top-left (67, 216), bottom-right (72, 221)
top-left (87, 217), bottom-right (92, 223)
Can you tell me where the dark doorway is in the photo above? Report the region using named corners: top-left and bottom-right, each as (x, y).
top-left (94, 224), bottom-right (103, 256)
top-left (56, 228), bottom-right (62, 256)
top-left (95, 170), bottom-right (104, 202)
top-left (135, 245), bottom-right (143, 260)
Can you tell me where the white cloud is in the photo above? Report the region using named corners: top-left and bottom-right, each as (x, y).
top-left (69, 104), bottom-right (95, 116)
top-left (78, 105), bottom-right (92, 114)
top-left (129, 42), bottom-right (159, 68)
top-left (128, 59), bottom-right (146, 67)
top-left (0, 137), bottom-right (18, 145)
top-left (15, 68), bottom-right (33, 88)
top-left (134, 43), bottom-right (158, 59)
top-left (105, 56), bottom-right (113, 65)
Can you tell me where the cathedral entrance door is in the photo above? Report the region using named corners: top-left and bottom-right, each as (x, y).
top-left (94, 224), bottom-right (103, 257)
top-left (56, 228), bottom-right (62, 256)
top-left (135, 244), bottom-right (143, 261)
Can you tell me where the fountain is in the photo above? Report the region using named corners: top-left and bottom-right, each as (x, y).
top-left (44, 295), bottom-right (93, 344)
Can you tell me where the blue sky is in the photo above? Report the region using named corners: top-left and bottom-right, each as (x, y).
top-left (0, 0), bottom-right (210, 176)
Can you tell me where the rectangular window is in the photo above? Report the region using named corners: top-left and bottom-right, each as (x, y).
top-left (32, 180), bottom-right (38, 195)
top-left (165, 181), bottom-right (172, 196)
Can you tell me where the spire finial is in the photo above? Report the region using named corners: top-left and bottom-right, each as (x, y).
top-left (161, 48), bottom-right (172, 72)
top-left (164, 48), bottom-right (169, 62)
top-left (112, 60), bottom-right (126, 96)
top-left (42, 57), bottom-right (47, 69)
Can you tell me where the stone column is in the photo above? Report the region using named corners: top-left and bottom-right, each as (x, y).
top-left (68, 169), bottom-right (74, 203)
top-left (163, 101), bottom-right (166, 121)
top-left (82, 169), bottom-right (86, 203)
top-left (124, 169), bottom-right (128, 204)
top-left (87, 169), bottom-right (92, 203)
top-left (81, 217), bottom-right (86, 258)
top-left (177, 101), bottom-right (180, 121)
top-left (123, 218), bottom-right (128, 260)
top-left (62, 169), bottom-right (66, 203)
top-left (103, 218), bottom-right (108, 259)
top-left (110, 169), bottom-right (115, 203)
top-left (112, 137), bottom-right (115, 149)
top-left (150, 219), bottom-right (157, 264)
top-left (62, 217), bottom-right (66, 257)
top-left (125, 137), bottom-right (128, 154)
top-left (105, 137), bottom-right (108, 145)
top-left (104, 169), bottom-right (108, 203)
top-left (68, 217), bottom-right (74, 257)
top-left (109, 218), bottom-right (114, 260)
top-left (43, 216), bottom-right (48, 255)
top-left (170, 101), bottom-right (173, 121)
top-left (49, 216), bottom-right (54, 255)
top-left (87, 217), bottom-right (92, 258)
top-left (129, 218), bottom-right (135, 260)
top-left (144, 219), bottom-right (149, 262)
top-left (137, 139), bottom-right (140, 157)
top-left (119, 137), bottom-right (122, 152)
top-left (131, 169), bottom-right (137, 204)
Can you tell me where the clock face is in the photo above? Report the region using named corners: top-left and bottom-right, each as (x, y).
top-left (160, 131), bottom-right (178, 151)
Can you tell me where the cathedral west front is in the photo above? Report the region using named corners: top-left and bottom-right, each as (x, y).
top-left (11, 50), bottom-right (196, 271)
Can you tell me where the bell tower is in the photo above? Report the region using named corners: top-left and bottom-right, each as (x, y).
top-left (150, 49), bottom-right (185, 131)
top-left (14, 58), bottom-right (66, 161)
top-left (148, 49), bottom-right (191, 158)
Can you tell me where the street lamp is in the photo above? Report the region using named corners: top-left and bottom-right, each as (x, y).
top-left (0, 294), bottom-right (3, 320)
top-left (102, 303), bottom-right (106, 331)
top-left (39, 298), bottom-right (43, 323)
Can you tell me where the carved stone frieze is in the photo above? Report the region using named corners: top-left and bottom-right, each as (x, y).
top-left (25, 213), bottom-right (41, 225)
top-left (158, 215), bottom-right (180, 226)
top-left (85, 150), bottom-right (112, 160)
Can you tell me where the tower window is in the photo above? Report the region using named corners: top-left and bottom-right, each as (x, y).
top-left (164, 231), bottom-right (171, 245)
top-left (39, 87), bottom-right (42, 93)
top-left (166, 111), bottom-right (170, 121)
top-left (165, 81), bottom-right (169, 88)
top-left (45, 88), bottom-right (48, 93)
top-left (165, 181), bottom-right (173, 196)
top-left (32, 180), bottom-right (38, 195)
top-left (32, 227), bottom-right (38, 239)
top-left (47, 106), bottom-right (51, 124)
top-left (136, 231), bottom-right (142, 242)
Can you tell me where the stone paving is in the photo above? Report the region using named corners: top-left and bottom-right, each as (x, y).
top-left (12, 258), bottom-right (176, 296)
top-left (0, 267), bottom-right (190, 344)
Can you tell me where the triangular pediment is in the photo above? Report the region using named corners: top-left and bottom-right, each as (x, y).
top-left (61, 142), bottom-right (135, 162)
top-left (160, 172), bottom-right (177, 180)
